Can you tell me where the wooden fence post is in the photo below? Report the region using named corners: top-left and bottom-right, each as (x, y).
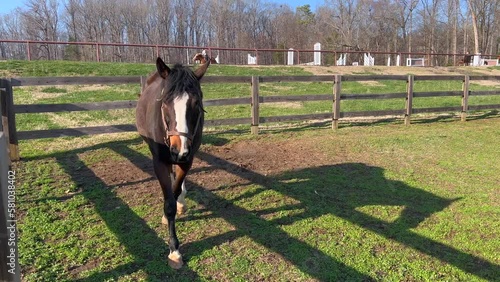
top-left (332, 75), bottom-right (342, 130)
top-left (0, 79), bottom-right (19, 161)
top-left (1, 131), bottom-right (19, 282)
top-left (462, 75), bottom-right (469, 122)
top-left (251, 76), bottom-right (260, 135)
top-left (405, 75), bottom-right (414, 125)
top-left (0, 132), bottom-right (10, 280)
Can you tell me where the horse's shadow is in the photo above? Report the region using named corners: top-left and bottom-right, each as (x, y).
top-left (274, 163), bottom-right (453, 230)
top-left (183, 152), bottom-right (498, 281)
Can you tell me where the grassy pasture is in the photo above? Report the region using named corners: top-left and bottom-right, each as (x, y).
top-left (5, 60), bottom-right (500, 132)
top-left (14, 118), bottom-right (500, 281)
top-left (3, 60), bottom-right (500, 281)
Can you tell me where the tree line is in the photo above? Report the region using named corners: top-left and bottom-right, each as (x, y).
top-left (0, 0), bottom-right (498, 65)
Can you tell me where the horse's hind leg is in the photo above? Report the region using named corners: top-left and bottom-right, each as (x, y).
top-left (174, 164), bottom-right (190, 215)
top-left (162, 169), bottom-right (177, 225)
top-left (177, 180), bottom-right (188, 215)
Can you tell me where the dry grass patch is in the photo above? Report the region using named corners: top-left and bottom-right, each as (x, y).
top-left (471, 80), bottom-right (500, 87)
top-left (265, 102), bottom-right (304, 109)
top-left (358, 81), bottom-right (384, 86)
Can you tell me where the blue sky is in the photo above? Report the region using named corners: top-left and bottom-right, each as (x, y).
top-left (0, 0), bottom-right (324, 16)
top-left (0, 0), bottom-right (23, 15)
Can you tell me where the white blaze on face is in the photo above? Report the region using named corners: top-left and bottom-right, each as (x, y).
top-left (173, 92), bottom-right (190, 156)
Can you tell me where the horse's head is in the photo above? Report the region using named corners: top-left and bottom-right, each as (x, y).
top-left (156, 57), bottom-right (209, 163)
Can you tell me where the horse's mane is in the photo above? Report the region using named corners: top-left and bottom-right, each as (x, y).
top-left (166, 64), bottom-right (201, 98)
top-left (148, 64), bottom-right (203, 101)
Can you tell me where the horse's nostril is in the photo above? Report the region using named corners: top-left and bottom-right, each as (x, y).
top-left (178, 150), bottom-right (189, 160)
top-left (170, 147), bottom-right (190, 162)
top-left (170, 147), bottom-right (179, 155)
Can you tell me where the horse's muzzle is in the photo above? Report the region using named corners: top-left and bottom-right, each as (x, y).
top-left (170, 146), bottom-right (190, 163)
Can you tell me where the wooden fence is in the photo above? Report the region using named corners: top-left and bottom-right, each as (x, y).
top-left (1, 74), bottom-right (500, 161)
top-left (1, 101), bottom-right (20, 281)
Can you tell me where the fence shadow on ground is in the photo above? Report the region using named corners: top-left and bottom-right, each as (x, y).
top-left (188, 152), bottom-right (498, 280)
top-left (108, 141), bottom-right (372, 280)
top-left (22, 134), bottom-right (499, 280)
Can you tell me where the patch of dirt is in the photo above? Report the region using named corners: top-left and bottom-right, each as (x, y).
top-left (47, 112), bottom-right (87, 128)
top-left (301, 65), bottom-right (500, 76)
top-left (69, 260), bottom-right (100, 276)
top-left (358, 81), bottom-right (384, 86)
top-left (31, 85), bottom-right (111, 101)
top-left (90, 158), bottom-right (153, 187)
top-left (81, 136), bottom-right (334, 211)
top-left (75, 85), bottom-right (110, 91)
top-left (198, 138), bottom-right (333, 180)
top-left (471, 80), bottom-right (500, 87)
top-left (264, 102), bottom-right (303, 109)
top-left (32, 90), bottom-right (67, 100)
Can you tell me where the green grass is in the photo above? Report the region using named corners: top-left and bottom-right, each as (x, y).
top-left (0, 60), bottom-right (310, 77)
top-left (14, 118), bottom-right (500, 281)
top-left (0, 60), bottom-right (154, 77)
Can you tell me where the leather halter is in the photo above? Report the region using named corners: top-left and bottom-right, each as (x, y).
top-left (160, 97), bottom-right (202, 147)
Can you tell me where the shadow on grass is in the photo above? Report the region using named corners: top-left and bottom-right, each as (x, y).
top-left (24, 132), bottom-right (499, 280)
top-left (115, 141), bottom-right (499, 280)
top-left (405, 110), bottom-right (499, 125)
top-left (185, 152), bottom-right (498, 280)
top-left (110, 144), bottom-right (371, 280)
top-left (50, 140), bottom-right (202, 282)
top-left (466, 110), bottom-right (499, 121)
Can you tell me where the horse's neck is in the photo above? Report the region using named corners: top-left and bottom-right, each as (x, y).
top-left (137, 78), bottom-right (167, 144)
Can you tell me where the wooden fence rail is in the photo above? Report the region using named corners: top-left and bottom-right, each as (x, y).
top-left (1, 74), bottom-right (500, 160)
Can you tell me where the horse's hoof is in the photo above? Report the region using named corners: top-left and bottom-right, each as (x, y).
top-left (161, 215), bottom-right (168, 225)
top-left (168, 251), bottom-right (183, 269)
top-left (177, 203), bottom-right (187, 216)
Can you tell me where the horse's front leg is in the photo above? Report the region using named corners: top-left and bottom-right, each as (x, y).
top-left (161, 163), bottom-right (191, 221)
top-left (153, 158), bottom-right (183, 269)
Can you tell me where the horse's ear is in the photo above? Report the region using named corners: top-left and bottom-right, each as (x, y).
top-left (194, 55), bottom-right (210, 80)
top-left (156, 57), bottom-right (170, 79)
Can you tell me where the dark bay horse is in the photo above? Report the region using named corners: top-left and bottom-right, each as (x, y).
top-left (136, 56), bottom-right (209, 268)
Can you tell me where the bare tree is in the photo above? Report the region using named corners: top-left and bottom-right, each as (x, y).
top-left (420, 0), bottom-right (443, 65)
top-left (0, 0), bottom-right (497, 63)
top-left (466, 0), bottom-right (499, 55)
top-left (321, 0), bottom-right (363, 48)
top-left (394, 0), bottom-right (419, 54)
top-left (446, 0), bottom-right (459, 64)
top-left (21, 0), bottom-right (60, 59)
